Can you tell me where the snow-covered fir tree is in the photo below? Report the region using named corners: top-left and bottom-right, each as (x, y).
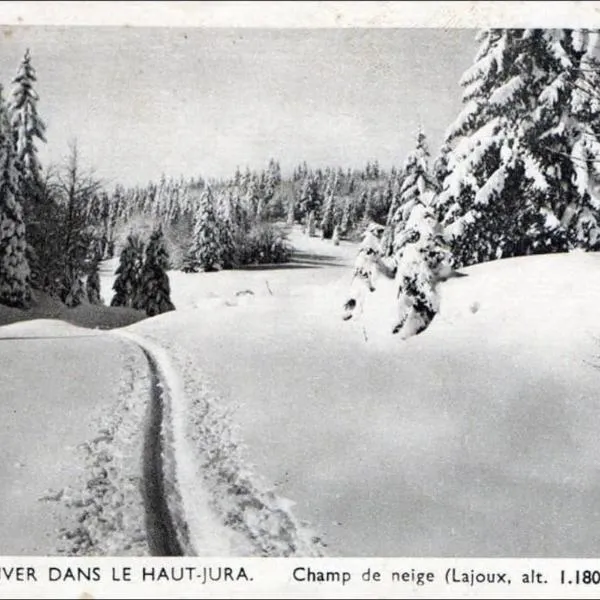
top-left (299, 176), bottom-right (322, 221)
top-left (111, 233), bottom-right (144, 308)
top-left (339, 197), bottom-right (352, 235)
top-left (9, 49), bottom-right (46, 184)
top-left (320, 188), bottom-right (336, 239)
top-left (216, 192), bottom-right (236, 269)
top-left (188, 186), bottom-right (222, 272)
top-left (437, 28), bottom-right (600, 267)
top-left (0, 100), bottom-right (31, 307)
top-left (391, 195), bottom-right (451, 339)
top-left (138, 226), bottom-right (175, 317)
top-left (383, 130), bottom-right (436, 257)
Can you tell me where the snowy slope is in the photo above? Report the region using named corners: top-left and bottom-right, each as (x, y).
top-left (125, 228), bottom-right (600, 557)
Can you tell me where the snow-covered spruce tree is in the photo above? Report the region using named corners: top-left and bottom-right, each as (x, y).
top-left (437, 29), bottom-right (600, 267)
top-left (138, 227), bottom-right (175, 317)
top-left (391, 195), bottom-right (451, 339)
top-left (383, 130), bottom-right (437, 258)
top-left (0, 103), bottom-right (31, 308)
top-left (111, 233), bottom-right (144, 307)
top-left (339, 197), bottom-right (352, 236)
top-left (188, 186), bottom-right (222, 272)
top-left (9, 49), bottom-right (46, 185)
top-left (299, 175), bottom-right (322, 222)
top-left (216, 192), bottom-right (237, 269)
top-left (532, 29), bottom-right (600, 250)
top-left (320, 189), bottom-right (336, 239)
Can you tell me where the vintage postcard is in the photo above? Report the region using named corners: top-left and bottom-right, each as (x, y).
top-left (1, 1), bottom-right (600, 598)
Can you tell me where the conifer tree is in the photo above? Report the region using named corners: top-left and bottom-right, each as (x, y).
top-left (111, 233), bottom-right (144, 307)
top-left (189, 186), bottom-right (221, 272)
top-left (9, 49), bottom-right (46, 184)
top-left (138, 227), bottom-right (175, 317)
top-left (216, 192), bottom-right (237, 269)
top-left (437, 28), bottom-right (600, 267)
top-left (391, 197), bottom-right (450, 339)
top-left (320, 188), bottom-right (336, 239)
top-left (385, 131), bottom-right (437, 256)
top-left (0, 99), bottom-right (31, 308)
top-left (299, 175), bottom-right (322, 221)
top-left (339, 197), bottom-right (352, 236)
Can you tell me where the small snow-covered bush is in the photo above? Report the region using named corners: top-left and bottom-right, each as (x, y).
top-left (236, 223), bottom-right (292, 266)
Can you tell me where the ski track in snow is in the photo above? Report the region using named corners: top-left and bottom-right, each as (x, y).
top-left (113, 330), bottom-right (233, 556)
top-left (138, 346), bottom-right (185, 557)
top-left (114, 329), bottom-right (325, 557)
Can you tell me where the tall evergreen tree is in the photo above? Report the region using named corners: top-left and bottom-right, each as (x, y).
top-left (339, 197), bottom-right (352, 236)
top-left (189, 186), bottom-right (221, 272)
top-left (320, 188), bottom-right (336, 239)
top-left (9, 49), bottom-right (46, 184)
top-left (383, 131), bottom-right (436, 257)
top-left (0, 99), bottom-right (31, 307)
top-left (111, 233), bottom-right (145, 308)
top-left (299, 175), bottom-right (322, 221)
top-left (216, 192), bottom-right (237, 269)
top-left (138, 227), bottom-right (175, 317)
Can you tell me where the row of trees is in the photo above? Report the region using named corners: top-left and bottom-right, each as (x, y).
top-left (0, 49), bottom-right (115, 309)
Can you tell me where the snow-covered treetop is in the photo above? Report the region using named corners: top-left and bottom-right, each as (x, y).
top-left (9, 48), bottom-right (46, 180)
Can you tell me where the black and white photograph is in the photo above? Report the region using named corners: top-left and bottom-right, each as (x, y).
top-left (2, 1), bottom-right (600, 564)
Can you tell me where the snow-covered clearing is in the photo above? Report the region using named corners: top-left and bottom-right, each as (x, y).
top-left (116, 227), bottom-right (600, 557)
top-left (4, 227), bottom-right (600, 557)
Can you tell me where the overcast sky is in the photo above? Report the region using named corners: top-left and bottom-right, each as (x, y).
top-left (0, 27), bottom-right (477, 188)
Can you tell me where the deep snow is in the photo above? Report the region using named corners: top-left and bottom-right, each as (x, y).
top-left (118, 228), bottom-right (600, 557)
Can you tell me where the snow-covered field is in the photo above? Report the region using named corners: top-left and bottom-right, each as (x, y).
top-left (117, 228), bottom-right (600, 557)
top-left (4, 227), bottom-right (600, 557)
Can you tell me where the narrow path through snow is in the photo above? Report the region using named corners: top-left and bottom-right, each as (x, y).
top-left (139, 346), bottom-right (184, 556)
